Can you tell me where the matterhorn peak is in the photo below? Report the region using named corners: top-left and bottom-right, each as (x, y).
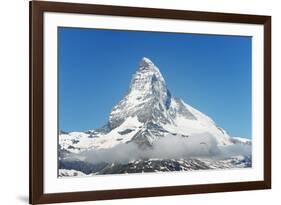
top-left (130, 57), bottom-right (168, 102)
top-left (139, 57), bottom-right (154, 67)
top-left (138, 57), bottom-right (159, 72)
top-left (134, 57), bottom-right (165, 83)
top-left (107, 57), bottom-right (233, 146)
top-left (108, 57), bottom-right (171, 129)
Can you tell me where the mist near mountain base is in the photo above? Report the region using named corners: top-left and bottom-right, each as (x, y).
top-left (69, 134), bottom-right (251, 164)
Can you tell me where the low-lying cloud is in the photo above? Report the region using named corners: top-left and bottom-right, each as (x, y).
top-left (68, 134), bottom-right (251, 164)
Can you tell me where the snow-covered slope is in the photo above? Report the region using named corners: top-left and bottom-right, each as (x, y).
top-left (59, 57), bottom-right (251, 175)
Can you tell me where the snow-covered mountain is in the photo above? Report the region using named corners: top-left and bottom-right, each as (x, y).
top-left (59, 57), bottom-right (251, 176)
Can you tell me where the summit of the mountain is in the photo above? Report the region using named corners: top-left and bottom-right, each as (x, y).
top-left (108, 57), bottom-right (171, 131)
top-left (138, 57), bottom-right (157, 70)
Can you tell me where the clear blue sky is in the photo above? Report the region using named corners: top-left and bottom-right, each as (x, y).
top-left (58, 27), bottom-right (252, 138)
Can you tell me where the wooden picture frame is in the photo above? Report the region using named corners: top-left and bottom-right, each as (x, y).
top-left (30, 1), bottom-right (271, 204)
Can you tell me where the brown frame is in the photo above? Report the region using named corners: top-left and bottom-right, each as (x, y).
top-left (30, 1), bottom-right (271, 204)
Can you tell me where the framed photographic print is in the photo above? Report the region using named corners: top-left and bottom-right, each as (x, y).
top-left (29, 0), bottom-right (271, 204)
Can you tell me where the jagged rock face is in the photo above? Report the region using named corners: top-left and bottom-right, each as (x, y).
top-left (105, 57), bottom-right (228, 148)
top-left (107, 58), bottom-right (202, 147)
top-left (109, 57), bottom-right (173, 129)
top-left (168, 97), bottom-right (197, 120)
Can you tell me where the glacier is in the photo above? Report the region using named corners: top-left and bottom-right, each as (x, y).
top-left (59, 57), bottom-right (252, 177)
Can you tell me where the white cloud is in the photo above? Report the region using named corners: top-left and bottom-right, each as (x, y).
top-left (68, 134), bottom-right (251, 164)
